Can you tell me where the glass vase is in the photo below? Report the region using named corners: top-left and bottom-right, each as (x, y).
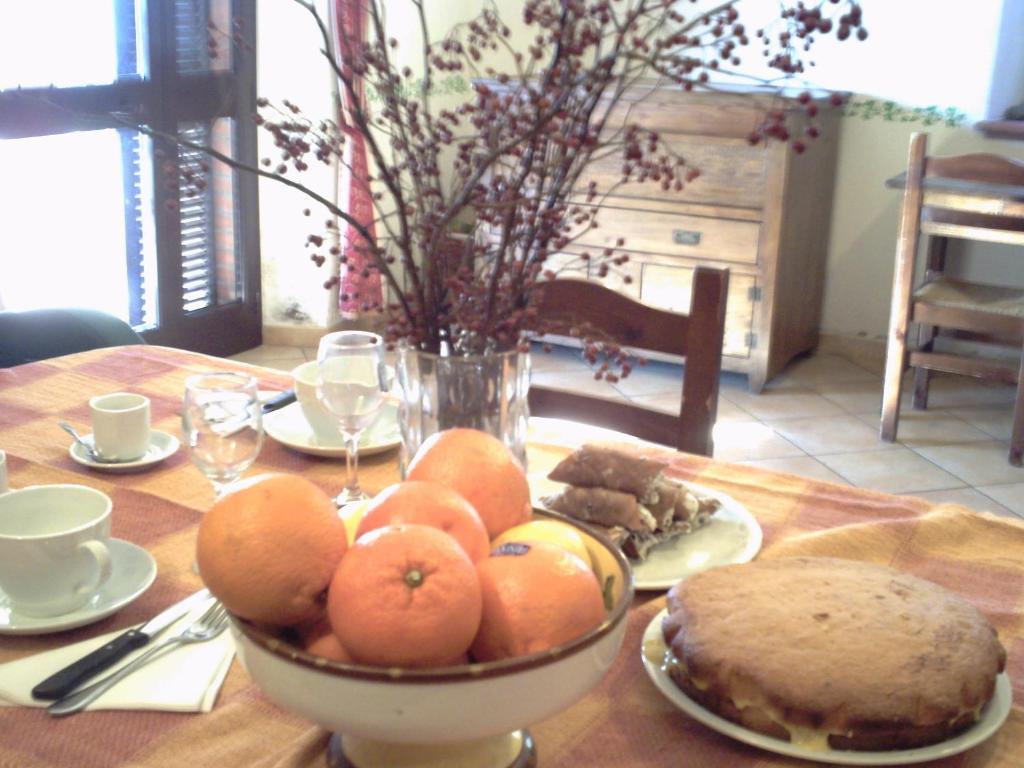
top-left (395, 344), bottom-right (530, 476)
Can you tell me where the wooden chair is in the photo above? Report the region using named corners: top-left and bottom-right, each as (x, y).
top-left (880, 132), bottom-right (1024, 465)
top-left (527, 267), bottom-right (729, 456)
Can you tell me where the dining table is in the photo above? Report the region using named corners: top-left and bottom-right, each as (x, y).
top-left (0, 343), bottom-right (1021, 768)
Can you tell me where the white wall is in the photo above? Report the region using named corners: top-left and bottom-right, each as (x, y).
top-left (257, 0), bottom-right (338, 328)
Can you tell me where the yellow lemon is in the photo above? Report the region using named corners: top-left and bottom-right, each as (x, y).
top-left (492, 519), bottom-right (592, 570)
top-left (582, 536), bottom-right (623, 612)
top-left (338, 499), bottom-right (371, 545)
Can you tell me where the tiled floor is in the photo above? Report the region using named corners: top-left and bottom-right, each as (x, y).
top-left (231, 342), bottom-right (1024, 521)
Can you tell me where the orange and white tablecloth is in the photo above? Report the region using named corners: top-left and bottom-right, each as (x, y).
top-left (0, 345), bottom-right (1021, 767)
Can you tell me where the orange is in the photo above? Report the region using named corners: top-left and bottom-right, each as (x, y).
top-left (355, 481), bottom-right (490, 562)
top-left (406, 428), bottom-right (531, 538)
top-left (196, 473), bottom-right (347, 627)
top-left (305, 631), bottom-right (354, 663)
top-left (327, 524), bottom-right (483, 667)
top-left (471, 540), bottom-right (606, 662)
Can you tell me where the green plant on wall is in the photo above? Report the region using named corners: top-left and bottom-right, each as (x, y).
top-left (843, 97), bottom-right (966, 127)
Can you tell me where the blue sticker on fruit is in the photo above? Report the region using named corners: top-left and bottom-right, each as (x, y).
top-left (492, 542), bottom-right (530, 557)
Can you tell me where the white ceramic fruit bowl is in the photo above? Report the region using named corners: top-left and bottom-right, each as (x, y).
top-left (229, 510), bottom-right (634, 768)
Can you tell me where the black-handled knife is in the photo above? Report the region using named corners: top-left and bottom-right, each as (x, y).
top-left (31, 587), bottom-right (211, 701)
top-left (261, 389), bottom-right (296, 414)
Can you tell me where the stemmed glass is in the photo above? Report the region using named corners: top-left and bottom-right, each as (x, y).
top-left (316, 331), bottom-right (387, 505)
top-left (182, 371), bottom-right (264, 500)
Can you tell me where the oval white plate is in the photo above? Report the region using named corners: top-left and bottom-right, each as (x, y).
top-left (530, 475), bottom-right (762, 591)
top-left (69, 430), bottom-right (180, 473)
top-left (641, 609), bottom-right (1012, 765)
top-left (264, 401), bottom-right (401, 459)
top-left (0, 539), bottom-right (157, 635)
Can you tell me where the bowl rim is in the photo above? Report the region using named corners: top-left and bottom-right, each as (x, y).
top-left (231, 508), bottom-right (635, 683)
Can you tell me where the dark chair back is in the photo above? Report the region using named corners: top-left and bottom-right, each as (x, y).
top-left (0, 308), bottom-right (146, 368)
top-left (527, 267), bottom-right (729, 456)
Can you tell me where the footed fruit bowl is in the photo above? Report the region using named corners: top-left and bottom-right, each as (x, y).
top-left (229, 511), bottom-right (634, 768)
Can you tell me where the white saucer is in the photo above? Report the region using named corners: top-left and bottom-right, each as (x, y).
top-left (531, 475), bottom-right (762, 591)
top-left (641, 609), bottom-right (1012, 765)
top-left (0, 539), bottom-right (157, 635)
top-left (264, 401), bottom-right (401, 458)
top-left (69, 430), bottom-right (180, 472)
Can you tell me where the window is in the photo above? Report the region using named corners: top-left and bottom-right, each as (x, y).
top-left (0, 0), bottom-right (261, 356)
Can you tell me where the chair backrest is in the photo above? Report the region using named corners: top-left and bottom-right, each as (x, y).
top-left (903, 132), bottom-right (1024, 247)
top-left (526, 267), bottom-right (729, 456)
top-left (0, 308), bottom-right (146, 368)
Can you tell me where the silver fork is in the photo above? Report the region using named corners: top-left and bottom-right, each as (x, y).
top-left (47, 601), bottom-right (230, 717)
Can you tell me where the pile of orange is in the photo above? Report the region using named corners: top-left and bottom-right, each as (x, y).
top-left (195, 428), bottom-right (607, 668)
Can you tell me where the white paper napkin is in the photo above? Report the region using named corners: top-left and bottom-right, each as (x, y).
top-left (0, 606), bottom-right (235, 713)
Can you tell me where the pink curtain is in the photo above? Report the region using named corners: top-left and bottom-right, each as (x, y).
top-left (332, 0), bottom-right (382, 316)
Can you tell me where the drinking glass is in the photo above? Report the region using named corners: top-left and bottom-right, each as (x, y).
top-left (182, 371), bottom-right (264, 500)
top-left (316, 331), bottom-right (387, 505)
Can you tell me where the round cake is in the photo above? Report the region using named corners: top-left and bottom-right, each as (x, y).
top-left (661, 557), bottom-right (1007, 751)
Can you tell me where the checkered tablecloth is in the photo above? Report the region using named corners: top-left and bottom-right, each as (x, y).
top-left (0, 345), bottom-right (1020, 767)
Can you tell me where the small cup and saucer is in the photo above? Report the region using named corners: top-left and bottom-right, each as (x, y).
top-left (68, 392), bottom-right (179, 472)
top-left (0, 484), bottom-right (157, 635)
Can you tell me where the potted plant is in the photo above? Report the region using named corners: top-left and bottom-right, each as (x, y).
top-left (173, 0), bottom-right (869, 464)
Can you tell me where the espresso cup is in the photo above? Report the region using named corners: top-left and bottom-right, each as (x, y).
top-left (90, 392), bottom-right (151, 462)
top-left (0, 484), bottom-right (113, 617)
top-left (291, 360), bottom-right (342, 440)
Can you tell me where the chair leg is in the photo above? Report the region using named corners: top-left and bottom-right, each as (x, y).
top-left (881, 132), bottom-right (927, 443)
top-left (1010, 345), bottom-right (1024, 467)
top-left (913, 235), bottom-right (945, 412)
top-left (881, 333), bottom-right (906, 442)
top-left (912, 324), bottom-right (936, 410)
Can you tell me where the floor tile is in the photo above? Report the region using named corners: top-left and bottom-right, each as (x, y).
top-left (529, 344), bottom-right (588, 374)
top-left (775, 353), bottom-right (880, 386)
top-left (909, 441), bottom-right (1024, 487)
top-left (854, 411), bottom-right (992, 447)
top-left (974, 483), bottom-right (1024, 517)
top-left (769, 414), bottom-right (899, 455)
top-left (713, 396), bottom-right (757, 423)
top-left (628, 390), bottom-right (680, 414)
top-left (628, 390), bottom-right (756, 423)
top-left (921, 375), bottom-right (1016, 409)
top-left (904, 487), bottom-right (1017, 518)
top-left (722, 387), bottom-right (846, 422)
top-left (711, 421), bottom-right (805, 462)
top-left (815, 447), bottom-right (964, 494)
top-left (941, 405), bottom-right (1016, 441)
top-left (611, 360), bottom-right (684, 398)
top-left (530, 368), bottom-right (624, 400)
top-left (738, 456), bottom-right (850, 485)
top-left (812, 378), bottom-right (909, 415)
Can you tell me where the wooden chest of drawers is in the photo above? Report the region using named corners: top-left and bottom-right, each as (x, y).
top-left (552, 86), bottom-right (842, 392)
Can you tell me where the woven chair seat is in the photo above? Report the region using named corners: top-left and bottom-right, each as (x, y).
top-left (914, 277), bottom-right (1024, 319)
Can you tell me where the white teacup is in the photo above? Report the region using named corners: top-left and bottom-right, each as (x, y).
top-left (291, 360), bottom-right (342, 440)
top-left (90, 392), bottom-right (151, 462)
top-left (0, 484), bottom-right (113, 617)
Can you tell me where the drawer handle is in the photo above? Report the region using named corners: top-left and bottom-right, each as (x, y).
top-left (672, 229), bottom-right (702, 246)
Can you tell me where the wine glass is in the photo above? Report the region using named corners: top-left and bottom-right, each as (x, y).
top-left (316, 331), bottom-right (387, 505)
top-left (182, 371), bottom-right (264, 500)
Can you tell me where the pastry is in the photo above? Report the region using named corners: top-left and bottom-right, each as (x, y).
top-left (661, 556), bottom-right (1007, 751)
top-left (542, 444), bottom-right (720, 560)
